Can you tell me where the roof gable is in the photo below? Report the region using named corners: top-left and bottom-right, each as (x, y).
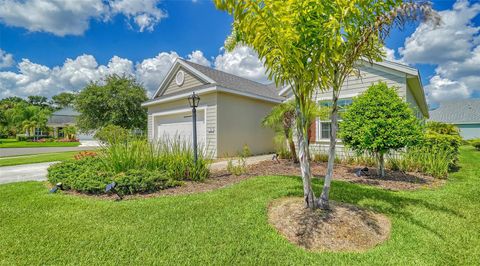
top-left (152, 59), bottom-right (215, 99)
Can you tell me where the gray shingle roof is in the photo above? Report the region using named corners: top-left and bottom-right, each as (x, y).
top-left (47, 107), bottom-right (79, 125)
top-left (181, 59), bottom-right (284, 101)
top-left (429, 99), bottom-right (480, 124)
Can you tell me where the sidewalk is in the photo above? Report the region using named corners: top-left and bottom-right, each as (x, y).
top-left (0, 154), bottom-right (273, 185)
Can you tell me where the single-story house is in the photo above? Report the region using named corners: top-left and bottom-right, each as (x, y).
top-left (429, 100), bottom-right (480, 140)
top-left (142, 59), bottom-right (284, 158)
top-left (143, 58), bottom-right (428, 158)
top-left (47, 107), bottom-right (96, 143)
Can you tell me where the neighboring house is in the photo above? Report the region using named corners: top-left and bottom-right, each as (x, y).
top-left (279, 60), bottom-right (429, 156)
top-left (47, 107), bottom-right (95, 142)
top-left (142, 59), bottom-right (284, 158)
top-left (143, 59), bottom-right (428, 158)
top-left (429, 100), bottom-right (480, 140)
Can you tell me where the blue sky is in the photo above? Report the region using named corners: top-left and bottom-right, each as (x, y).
top-left (0, 0), bottom-right (479, 105)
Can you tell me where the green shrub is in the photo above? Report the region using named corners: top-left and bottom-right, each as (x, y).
top-left (48, 137), bottom-right (210, 194)
top-left (471, 139), bottom-right (480, 151)
top-left (313, 153), bottom-right (329, 162)
top-left (386, 146), bottom-right (453, 178)
top-left (94, 125), bottom-right (131, 144)
top-left (425, 121), bottom-right (460, 136)
top-left (273, 134), bottom-right (291, 159)
top-left (422, 132), bottom-right (461, 167)
top-left (226, 157), bottom-right (247, 176)
top-left (47, 157), bottom-right (181, 195)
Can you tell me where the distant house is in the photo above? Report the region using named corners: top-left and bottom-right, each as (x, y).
top-left (47, 107), bottom-right (95, 142)
top-left (429, 100), bottom-right (480, 140)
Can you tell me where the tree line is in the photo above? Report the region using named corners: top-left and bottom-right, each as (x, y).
top-left (0, 75), bottom-right (148, 138)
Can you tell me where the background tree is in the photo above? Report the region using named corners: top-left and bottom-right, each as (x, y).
top-left (52, 92), bottom-right (76, 109)
top-left (75, 75), bottom-right (148, 132)
top-left (340, 83), bottom-right (422, 177)
top-left (425, 121), bottom-right (460, 136)
top-left (27, 95), bottom-right (49, 108)
top-left (215, 0), bottom-right (437, 209)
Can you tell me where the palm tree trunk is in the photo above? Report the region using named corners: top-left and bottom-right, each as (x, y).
top-left (295, 96), bottom-right (316, 209)
top-left (318, 89), bottom-right (340, 210)
top-left (286, 131), bottom-right (299, 163)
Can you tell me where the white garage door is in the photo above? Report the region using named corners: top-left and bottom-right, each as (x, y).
top-left (156, 111), bottom-right (205, 146)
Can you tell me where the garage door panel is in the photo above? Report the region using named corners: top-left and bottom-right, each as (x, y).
top-left (155, 111), bottom-right (206, 146)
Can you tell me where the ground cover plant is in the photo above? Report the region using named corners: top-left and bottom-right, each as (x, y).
top-left (0, 147), bottom-right (478, 264)
top-left (47, 138), bottom-right (210, 195)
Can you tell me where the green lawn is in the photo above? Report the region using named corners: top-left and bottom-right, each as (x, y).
top-left (0, 139), bottom-right (80, 148)
top-left (0, 151), bottom-right (87, 167)
top-left (0, 147), bottom-right (479, 265)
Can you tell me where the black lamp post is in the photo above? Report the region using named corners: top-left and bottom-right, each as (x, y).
top-left (188, 91), bottom-right (200, 163)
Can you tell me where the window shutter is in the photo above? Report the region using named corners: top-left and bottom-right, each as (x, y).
top-left (308, 119), bottom-right (316, 143)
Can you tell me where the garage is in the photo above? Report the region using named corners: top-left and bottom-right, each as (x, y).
top-left (153, 109), bottom-right (206, 146)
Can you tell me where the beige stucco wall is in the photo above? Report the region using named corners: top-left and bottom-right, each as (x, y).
top-left (147, 92), bottom-right (218, 157)
top-left (216, 92), bottom-right (276, 157)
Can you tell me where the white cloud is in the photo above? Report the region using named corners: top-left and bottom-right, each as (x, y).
top-left (383, 47), bottom-right (405, 64)
top-left (110, 0), bottom-right (167, 32)
top-left (135, 52), bottom-right (179, 95)
top-left (399, 0), bottom-right (480, 64)
top-left (0, 54), bottom-right (136, 99)
top-left (186, 50), bottom-right (211, 67)
top-left (398, 0), bottom-right (480, 103)
top-left (214, 46), bottom-right (268, 83)
top-left (0, 46), bottom-right (271, 99)
top-left (0, 0), bottom-right (167, 36)
top-left (425, 76), bottom-right (471, 103)
top-left (0, 49), bottom-right (15, 68)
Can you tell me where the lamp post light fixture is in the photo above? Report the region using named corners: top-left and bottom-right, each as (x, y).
top-left (188, 91), bottom-right (200, 163)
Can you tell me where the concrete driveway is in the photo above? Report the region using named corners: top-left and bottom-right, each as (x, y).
top-left (0, 162), bottom-right (57, 184)
top-left (0, 146), bottom-right (98, 157)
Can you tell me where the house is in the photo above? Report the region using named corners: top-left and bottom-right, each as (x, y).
top-left (143, 59), bottom-right (428, 158)
top-left (277, 60), bottom-right (429, 156)
top-left (142, 59), bottom-right (284, 158)
top-left (47, 107), bottom-right (96, 144)
top-left (429, 99), bottom-right (480, 140)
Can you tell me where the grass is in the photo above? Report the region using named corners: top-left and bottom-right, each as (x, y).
top-left (0, 151), bottom-right (87, 167)
top-left (0, 147), bottom-right (479, 265)
top-left (0, 139), bottom-right (80, 148)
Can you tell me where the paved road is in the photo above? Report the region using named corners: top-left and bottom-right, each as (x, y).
top-left (0, 162), bottom-right (57, 184)
top-left (0, 146), bottom-right (98, 157)
top-left (0, 154), bottom-right (274, 185)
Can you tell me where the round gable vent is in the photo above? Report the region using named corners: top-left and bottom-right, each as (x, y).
top-left (175, 70), bottom-right (185, 86)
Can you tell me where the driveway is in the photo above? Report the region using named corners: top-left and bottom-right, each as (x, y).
top-left (0, 162), bottom-right (57, 184)
top-left (0, 146), bottom-right (98, 157)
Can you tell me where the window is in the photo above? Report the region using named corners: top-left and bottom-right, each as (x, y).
top-left (320, 122), bottom-right (331, 139)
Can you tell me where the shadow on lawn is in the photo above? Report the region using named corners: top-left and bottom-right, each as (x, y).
top-left (280, 175), bottom-right (464, 240)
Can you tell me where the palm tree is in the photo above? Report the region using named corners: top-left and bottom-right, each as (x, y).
top-left (263, 101), bottom-right (298, 163)
top-left (263, 100), bottom-right (323, 163)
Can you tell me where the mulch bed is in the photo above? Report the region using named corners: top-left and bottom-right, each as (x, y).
top-left (56, 158), bottom-right (443, 200)
top-left (268, 197), bottom-right (391, 252)
top-left (245, 159), bottom-right (445, 191)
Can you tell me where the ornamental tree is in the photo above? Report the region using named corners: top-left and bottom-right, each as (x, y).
top-left (340, 82), bottom-right (422, 177)
top-left (214, 0), bottom-right (438, 209)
